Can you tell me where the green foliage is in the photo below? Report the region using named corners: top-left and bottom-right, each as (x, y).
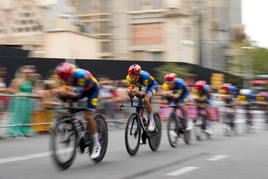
top-left (154, 63), bottom-right (195, 83)
top-left (264, 83), bottom-right (268, 91)
top-left (224, 73), bottom-right (243, 89)
top-left (248, 47), bottom-right (268, 75)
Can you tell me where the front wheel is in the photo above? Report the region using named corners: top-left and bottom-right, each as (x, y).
top-left (125, 113), bottom-right (141, 156)
top-left (167, 113), bottom-right (178, 148)
top-left (148, 113), bottom-right (162, 151)
top-left (50, 117), bottom-right (77, 170)
top-left (193, 116), bottom-right (204, 141)
top-left (91, 114), bottom-right (108, 163)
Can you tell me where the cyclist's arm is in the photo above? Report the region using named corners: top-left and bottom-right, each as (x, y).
top-left (170, 89), bottom-right (183, 99)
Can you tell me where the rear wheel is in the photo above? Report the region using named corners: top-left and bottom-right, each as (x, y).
top-left (50, 117), bottom-right (77, 170)
top-left (125, 113), bottom-right (141, 156)
top-left (148, 113), bottom-right (162, 151)
top-left (91, 114), bottom-right (108, 163)
top-left (167, 113), bottom-right (178, 148)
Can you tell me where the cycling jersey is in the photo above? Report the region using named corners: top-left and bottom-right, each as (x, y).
top-left (163, 78), bottom-right (188, 103)
top-left (126, 71), bottom-right (158, 96)
top-left (193, 86), bottom-right (211, 104)
top-left (60, 68), bottom-right (99, 111)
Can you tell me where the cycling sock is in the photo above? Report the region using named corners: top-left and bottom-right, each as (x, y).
top-left (92, 133), bottom-right (100, 146)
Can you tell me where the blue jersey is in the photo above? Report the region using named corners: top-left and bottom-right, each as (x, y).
top-left (163, 78), bottom-right (188, 98)
top-left (126, 71), bottom-right (158, 92)
top-left (61, 68), bottom-right (98, 94)
top-left (193, 85), bottom-right (211, 102)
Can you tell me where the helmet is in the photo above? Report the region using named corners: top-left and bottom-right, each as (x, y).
top-left (221, 83), bottom-right (232, 90)
top-left (203, 85), bottom-right (211, 92)
top-left (128, 64), bottom-right (141, 75)
top-left (164, 73), bottom-right (177, 84)
top-left (228, 86), bottom-right (237, 93)
top-left (194, 80), bottom-right (207, 91)
top-left (257, 92), bottom-right (268, 97)
top-left (55, 62), bottom-right (73, 80)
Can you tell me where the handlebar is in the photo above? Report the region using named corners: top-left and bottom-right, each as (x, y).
top-left (119, 95), bottom-right (145, 111)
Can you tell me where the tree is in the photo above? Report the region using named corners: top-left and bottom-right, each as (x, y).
top-left (248, 47), bottom-right (268, 75)
top-left (154, 63), bottom-right (195, 83)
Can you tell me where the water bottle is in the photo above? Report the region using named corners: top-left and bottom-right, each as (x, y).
top-left (141, 117), bottom-right (147, 126)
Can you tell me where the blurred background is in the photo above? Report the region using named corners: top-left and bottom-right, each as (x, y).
top-left (0, 0), bottom-right (267, 133)
top-left (0, 1), bottom-right (268, 178)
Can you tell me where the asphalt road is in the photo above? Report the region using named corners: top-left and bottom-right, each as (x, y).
top-left (0, 120), bottom-right (268, 179)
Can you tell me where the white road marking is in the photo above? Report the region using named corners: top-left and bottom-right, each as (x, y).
top-left (166, 166), bottom-right (199, 176)
top-left (0, 148), bottom-right (73, 164)
top-left (207, 155), bottom-right (228, 161)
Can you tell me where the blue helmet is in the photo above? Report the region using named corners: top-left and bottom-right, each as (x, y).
top-left (247, 93), bottom-right (256, 100)
top-left (203, 85), bottom-right (211, 92)
top-left (228, 86), bottom-right (237, 93)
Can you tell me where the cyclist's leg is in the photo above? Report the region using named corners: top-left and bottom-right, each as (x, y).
top-left (84, 85), bottom-right (101, 158)
top-left (143, 85), bottom-right (157, 131)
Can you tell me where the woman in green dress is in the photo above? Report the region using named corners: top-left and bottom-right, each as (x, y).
top-left (6, 66), bottom-right (35, 137)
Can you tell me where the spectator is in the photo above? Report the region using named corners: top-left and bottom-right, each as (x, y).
top-left (6, 66), bottom-right (35, 137)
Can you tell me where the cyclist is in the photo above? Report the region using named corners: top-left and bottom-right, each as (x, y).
top-left (256, 92), bottom-right (268, 125)
top-left (126, 64), bottom-right (158, 131)
top-left (193, 80), bottom-right (212, 135)
top-left (54, 62), bottom-right (101, 159)
top-left (220, 83), bottom-right (239, 129)
top-left (220, 83), bottom-right (239, 106)
top-left (161, 73), bottom-right (189, 129)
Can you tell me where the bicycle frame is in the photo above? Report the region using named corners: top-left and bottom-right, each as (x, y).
top-left (120, 96), bottom-right (151, 136)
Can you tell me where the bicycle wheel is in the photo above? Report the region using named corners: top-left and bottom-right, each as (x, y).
top-left (167, 113), bottom-right (178, 148)
top-left (125, 113), bottom-right (141, 156)
top-left (183, 118), bottom-right (192, 145)
top-left (193, 116), bottom-right (204, 141)
top-left (92, 114), bottom-right (108, 163)
top-left (245, 112), bottom-right (253, 134)
top-left (148, 113), bottom-right (162, 151)
top-left (50, 117), bottom-right (77, 170)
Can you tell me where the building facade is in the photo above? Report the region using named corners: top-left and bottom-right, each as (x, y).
top-left (0, 0), bottom-right (241, 69)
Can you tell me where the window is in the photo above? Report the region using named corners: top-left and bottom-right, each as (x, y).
top-left (151, 51), bottom-right (163, 61)
top-left (100, 0), bottom-right (110, 12)
top-left (152, 0), bottom-right (162, 9)
top-left (100, 21), bottom-right (110, 34)
top-left (133, 0), bottom-right (142, 10)
top-left (101, 41), bottom-right (113, 52)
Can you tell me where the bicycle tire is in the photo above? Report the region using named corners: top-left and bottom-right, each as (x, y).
top-left (148, 113), bottom-right (162, 151)
top-left (194, 116), bottom-right (204, 141)
top-left (50, 117), bottom-right (78, 170)
top-left (92, 114), bottom-right (108, 163)
top-left (125, 113), bottom-right (141, 156)
top-left (167, 112), bottom-right (178, 148)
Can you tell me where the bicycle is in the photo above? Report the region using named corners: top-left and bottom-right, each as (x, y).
top-left (222, 104), bottom-right (236, 136)
top-left (193, 105), bottom-right (211, 141)
top-left (48, 100), bottom-right (108, 170)
top-left (162, 104), bottom-right (192, 148)
top-left (120, 96), bottom-right (162, 156)
top-left (243, 104), bottom-right (255, 134)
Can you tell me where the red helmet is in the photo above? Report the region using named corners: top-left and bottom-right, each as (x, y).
top-left (221, 83), bottom-right (232, 90)
top-left (164, 73), bottom-right (177, 83)
top-left (128, 64), bottom-right (141, 75)
top-left (55, 62), bottom-right (73, 80)
top-left (194, 80), bottom-right (207, 91)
